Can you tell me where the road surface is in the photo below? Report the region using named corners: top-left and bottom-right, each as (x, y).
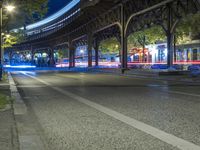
top-left (12, 71), bottom-right (200, 150)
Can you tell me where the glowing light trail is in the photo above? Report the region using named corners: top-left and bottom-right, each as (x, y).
top-left (4, 65), bottom-right (36, 68)
top-left (26, 0), bottom-right (80, 30)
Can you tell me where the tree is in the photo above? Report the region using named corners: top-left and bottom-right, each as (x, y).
top-left (2, 30), bottom-right (25, 48)
top-left (57, 49), bottom-right (69, 59)
top-left (4, 0), bottom-right (48, 30)
top-left (128, 26), bottom-right (166, 48)
top-left (99, 37), bottom-right (120, 54)
top-left (128, 12), bottom-right (200, 48)
top-left (2, 0), bottom-right (48, 48)
top-left (175, 13), bottom-right (200, 44)
top-left (2, 35), bottom-right (17, 48)
top-left (128, 26), bottom-right (166, 61)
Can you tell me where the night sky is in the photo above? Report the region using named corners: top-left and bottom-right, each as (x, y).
top-left (46, 0), bottom-right (72, 17)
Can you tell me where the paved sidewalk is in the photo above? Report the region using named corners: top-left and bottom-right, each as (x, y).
top-left (0, 80), bottom-right (19, 150)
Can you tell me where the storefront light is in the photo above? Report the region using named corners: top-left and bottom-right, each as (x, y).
top-left (80, 49), bottom-right (84, 54)
top-left (26, 54), bottom-right (31, 58)
top-left (42, 53), bottom-right (47, 57)
top-left (164, 48), bottom-right (167, 56)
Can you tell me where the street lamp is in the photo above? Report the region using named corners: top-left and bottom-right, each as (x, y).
top-left (5, 5), bottom-right (15, 12)
top-left (5, 34), bottom-right (10, 38)
top-left (115, 44), bottom-right (119, 49)
top-left (80, 49), bottom-right (84, 60)
top-left (0, 3), bottom-right (15, 80)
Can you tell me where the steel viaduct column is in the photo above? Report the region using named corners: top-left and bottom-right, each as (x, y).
top-left (69, 41), bottom-right (75, 68)
top-left (166, 3), bottom-right (175, 68)
top-left (31, 46), bottom-right (34, 66)
top-left (87, 32), bottom-right (93, 67)
top-left (49, 47), bottom-right (55, 67)
top-left (9, 51), bottom-right (12, 66)
top-left (94, 39), bottom-right (99, 67)
top-left (121, 4), bottom-right (128, 72)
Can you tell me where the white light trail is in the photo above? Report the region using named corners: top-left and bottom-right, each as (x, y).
top-left (26, 0), bottom-right (80, 30)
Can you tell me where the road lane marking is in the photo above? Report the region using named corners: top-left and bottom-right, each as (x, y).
top-left (17, 85), bottom-right (47, 88)
top-left (0, 83), bottom-right (9, 86)
top-left (166, 90), bottom-right (200, 98)
top-left (22, 72), bottom-right (200, 150)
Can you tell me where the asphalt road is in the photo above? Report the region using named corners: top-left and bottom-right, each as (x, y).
top-left (12, 71), bottom-right (200, 150)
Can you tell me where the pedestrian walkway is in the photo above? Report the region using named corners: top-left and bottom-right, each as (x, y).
top-left (0, 79), bottom-right (19, 150)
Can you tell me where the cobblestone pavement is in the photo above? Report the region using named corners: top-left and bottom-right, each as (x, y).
top-left (12, 71), bottom-right (200, 150)
top-left (0, 82), bottom-right (19, 150)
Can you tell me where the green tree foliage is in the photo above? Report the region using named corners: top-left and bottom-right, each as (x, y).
top-left (4, 0), bottom-right (48, 30)
top-left (57, 49), bottom-right (64, 59)
top-left (2, 0), bottom-right (48, 47)
top-left (57, 49), bottom-right (69, 59)
top-left (2, 35), bottom-right (17, 48)
top-left (96, 13), bottom-right (199, 56)
top-left (99, 38), bottom-right (120, 54)
top-left (128, 13), bottom-right (200, 48)
top-left (175, 13), bottom-right (200, 44)
top-left (128, 25), bottom-right (166, 49)
top-left (2, 30), bottom-right (25, 48)
top-left (98, 26), bottom-right (166, 55)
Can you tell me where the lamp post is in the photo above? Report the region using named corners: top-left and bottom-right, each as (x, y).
top-left (0, 2), bottom-right (15, 80)
top-left (0, 2), bottom-right (3, 80)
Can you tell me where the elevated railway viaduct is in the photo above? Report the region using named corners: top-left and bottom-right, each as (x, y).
top-left (9, 0), bottom-right (200, 69)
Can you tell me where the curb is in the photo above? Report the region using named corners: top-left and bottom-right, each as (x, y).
top-left (8, 72), bottom-right (47, 150)
top-left (8, 72), bottom-right (27, 115)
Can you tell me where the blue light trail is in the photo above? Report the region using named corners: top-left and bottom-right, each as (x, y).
top-left (26, 0), bottom-right (80, 30)
top-left (4, 65), bottom-right (36, 68)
